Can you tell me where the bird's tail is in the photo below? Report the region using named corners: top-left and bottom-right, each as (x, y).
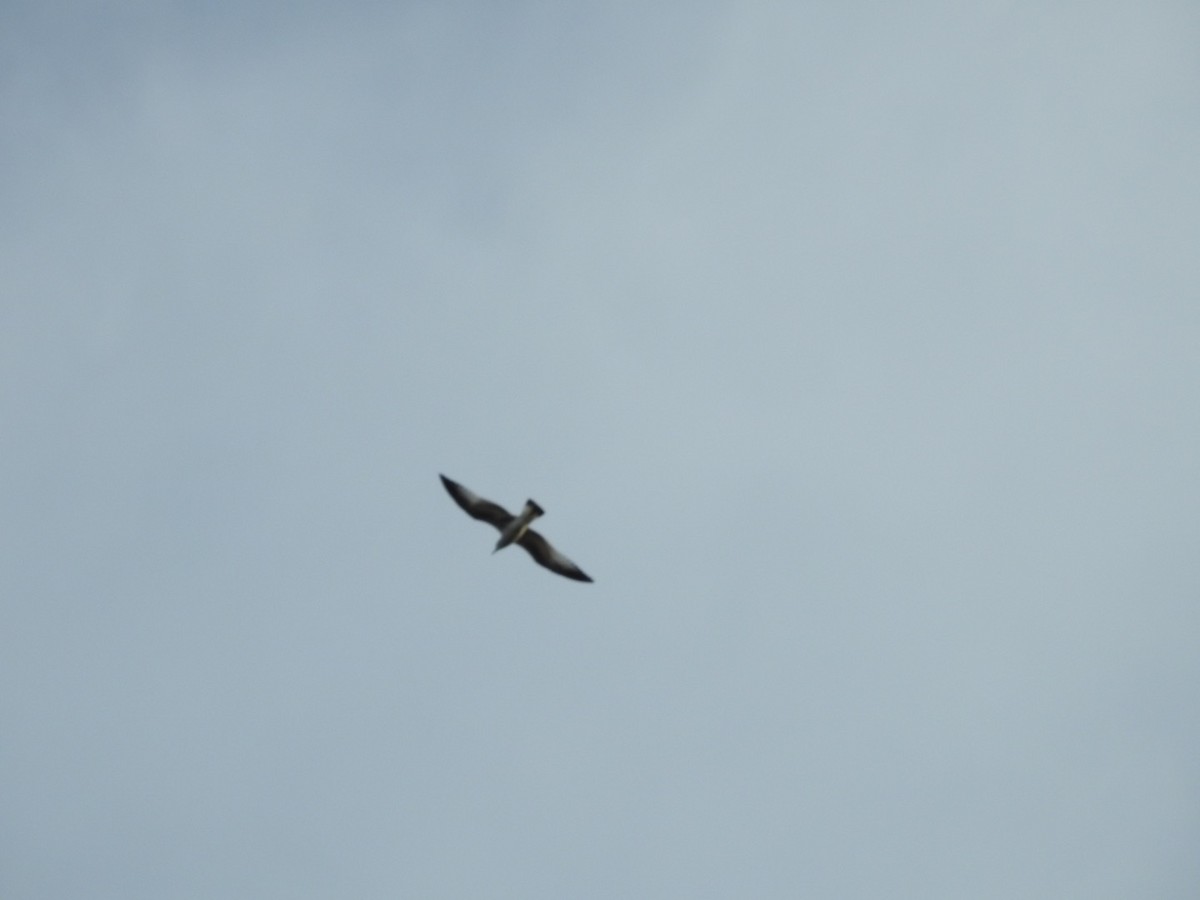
top-left (527, 500), bottom-right (545, 517)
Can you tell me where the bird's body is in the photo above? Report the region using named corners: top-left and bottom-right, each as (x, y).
top-left (439, 475), bottom-right (593, 583)
top-left (493, 499), bottom-right (545, 553)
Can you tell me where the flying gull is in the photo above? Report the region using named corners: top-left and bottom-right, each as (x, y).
top-left (439, 474), bottom-right (593, 583)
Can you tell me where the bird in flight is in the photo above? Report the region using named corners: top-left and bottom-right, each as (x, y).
top-left (439, 474), bottom-right (593, 583)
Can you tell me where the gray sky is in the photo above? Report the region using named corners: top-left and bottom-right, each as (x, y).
top-left (3, 2), bottom-right (1199, 897)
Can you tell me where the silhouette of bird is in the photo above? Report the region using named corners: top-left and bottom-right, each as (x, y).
top-left (439, 475), bottom-right (593, 583)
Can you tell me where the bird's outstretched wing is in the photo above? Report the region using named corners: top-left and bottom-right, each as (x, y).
top-left (440, 475), bottom-right (514, 530)
top-left (517, 529), bottom-right (593, 583)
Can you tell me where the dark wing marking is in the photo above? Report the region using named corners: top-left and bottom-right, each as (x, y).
top-left (517, 528), bottom-right (593, 583)
top-left (439, 475), bottom-right (514, 529)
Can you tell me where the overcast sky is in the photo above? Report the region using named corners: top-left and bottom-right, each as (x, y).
top-left (3, 2), bottom-right (1199, 898)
